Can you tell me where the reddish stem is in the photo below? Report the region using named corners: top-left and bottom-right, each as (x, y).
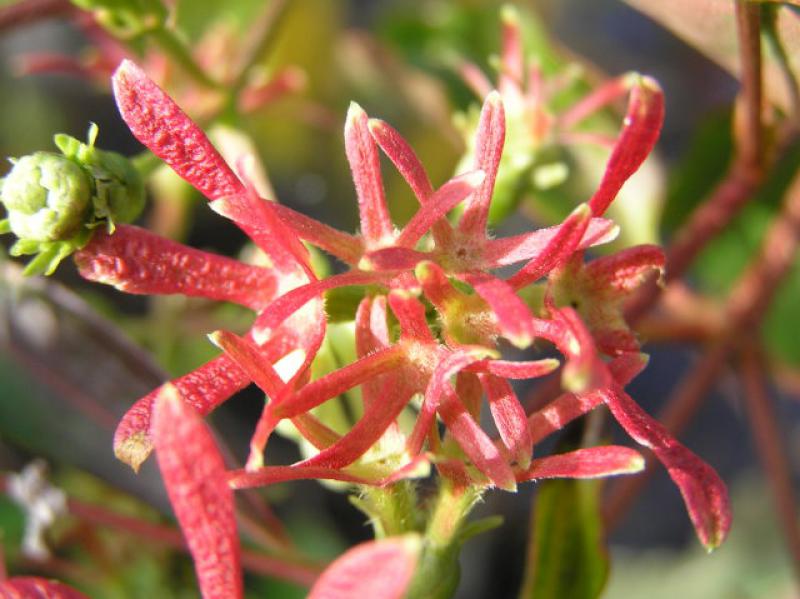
top-left (740, 347), bottom-right (800, 582)
top-left (0, 0), bottom-right (72, 33)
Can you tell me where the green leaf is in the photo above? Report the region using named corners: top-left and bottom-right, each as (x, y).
top-left (519, 477), bottom-right (608, 599)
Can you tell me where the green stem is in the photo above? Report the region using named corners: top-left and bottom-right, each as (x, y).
top-left (406, 482), bottom-right (482, 599)
top-left (149, 27), bottom-right (220, 90)
top-left (352, 481), bottom-right (421, 538)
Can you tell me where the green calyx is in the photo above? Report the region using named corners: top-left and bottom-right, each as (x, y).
top-left (1, 124), bottom-right (146, 275)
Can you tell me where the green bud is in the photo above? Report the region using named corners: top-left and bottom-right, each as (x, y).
top-left (1, 124), bottom-right (147, 276)
top-left (1, 152), bottom-right (91, 242)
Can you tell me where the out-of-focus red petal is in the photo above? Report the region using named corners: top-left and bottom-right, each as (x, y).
top-left (308, 537), bottom-right (421, 599)
top-left (507, 204), bottom-right (591, 289)
top-left (152, 386), bottom-right (243, 599)
top-left (112, 60), bottom-right (244, 201)
top-left (0, 577), bottom-right (90, 598)
top-left (517, 446), bottom-right (644, 481)
top-left (586, 75), bottom-right (664, 217)
top-left (600, 385), bottom-right (731, 550)
top-left (458, 91), bottom-right (505, 237)
top-left (76, 226), bottom-right (277, 311)
top-left (480, 374), bottom-right (533, 469)
top-left (439, 385), bottom-right (517, 491)
top-left (345, 103), bottom-right (393, 246)
top-left (498, 6), bottom-right (524, 100)
top-left (480, 217), bottom-right (617, 268)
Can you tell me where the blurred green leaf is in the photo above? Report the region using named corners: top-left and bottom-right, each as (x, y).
top-left (519, 477), bottom-right (608, 599)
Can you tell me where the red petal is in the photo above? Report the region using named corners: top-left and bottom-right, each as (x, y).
top-left (209, 331), bottom-right (285, 397)
top-left (480, 374), bottom-right (533, 469)
top-left (308, 537), bottom-right (420, 599)
top-left (152, 386), bottom-right (243, 599)
top-left (407, 348), bottom-right (496, 456)
top-left (113, 355), bottom-right (249, 471)
top-left (388, 290), bottom-right (436, 343)
top-left (462, 272), bottom-right (535, 348)
top-left (345, 103), bottom-right (393, 246)
top-left (600, 385), bottom-right (731, 550)
top-left (439, 385), bottom-right (517, 491)
top-left (583, 244), bottom-right (666, 297)
top-left (457, 60), bottom-right (493, 99)
top-left (0, 577), bottom-right (90, 598)
top-left (360, 247), bottom-right (428, 272)
top-left (228, 455), bottom-right (430, 489)
top-left (76, 225), bottom-right (277, 311)
top-left (517, 446), bottom-right (644, 481)
top-left (356, 296), bottom-right (390, 409)
top-left (396, 171), bottom-right (484, 248)
top-left (467, 358), bottom-right (560, 379)
top-left (414, 260), bottom-right (461, 311)
top-left (480, 217), bottom-right (617, 268)
top-left (271, 203), bottom-right (364, 265)
top-left (112, 60), bottom-right (243, 200)
top-left (586, 75), bottom-right (664, 217)
top-left (507, 204), bottom-right (591, 289)
top-left (368, 119), bottom-right (434, 202)
top-left (458, 92), bottom-right (505, 237)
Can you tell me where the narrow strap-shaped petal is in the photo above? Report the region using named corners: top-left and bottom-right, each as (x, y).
top-left (271, 203), bottom-right (364, 265)
top-left (550, 307), bottom-right (610, 393)
top-left (210, 189), bottom-right (311, 277)
top-left (367, 119), bottom-right (434, 203)
top-left (253, 270), bottom-right (393, 341)
top-left (395, 171), bottom-right (484, 248)
top-left (0, 577), bottom-right (91, 598)
top-left (466, 358), bottom-right (559, 379)
top-left (355, 296), bottom-right (390, 409)
top-left (345, 102), bottom-right (393, 246)
top-left (209, 331), bottom-right (285, 397)
top-left (516, 446), bottom-right (644, 482)
top-left (152, 386), bottom-right (243, 599)
top-left (360, 247), bottom-right (428, 272)
top-left (407, 347), bottom-right (496, 456)
top-left (388, 290), bottom-right (436, 343)
top-left (299, 376), bottom-right (415, 469)
top-left (308, 537), bottom-right (421, 599)
top-left (271, 345), bottom-right (407, 420)
top-left (112, 60), bottom-right (244, 200)
top-left (114, 354), bottom-right (249, 471)
top-left (462, 272), bottom-right (535, 349)
top-left (600, 385), bottom-right (731, 550)
top-left (228, 456), bottom-right (430, 489)
top-left (438, 384), bottom-right (517, 491)
top-left (458, 92), bottom-right (505, 237)
top-left (480, 374), bottom-right (533, 470)
top-left (586, 75), bottom-right (664, 217)
top-left (76, 225), bottom-right (277, 311)
top-left (507, 204), bottom-right (592, 289)
top-left (480, 217), bottom-right (617, 268)
top-left (527, 352), bottom-right (648, 444)
top-left (414, 260), bottom-right (461, 311)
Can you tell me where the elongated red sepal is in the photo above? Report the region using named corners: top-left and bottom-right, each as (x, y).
top-left (480, 374), bottom-right (533, 469)
top-left (601, 385), bottom-right (731, 550)
top-left (458, 91), bottom-right (505, 236)
top-left (112, 60), bottom-right (243, 200)
top-left (308, 537), bottom-right (421, 599)
top-left (114, 355), bottom-right (249, 471)
top-left (507, 204), bottom-right (591, 289)
top-left (0, 577), bottom-right (90, 598)
top-left (583, 244), bottom-right (666, 297)
top-left (76, 226), bottom-right (277, 310)
top-left (517, 446), bottom-right (644, 482)
top-left (345, 103), bottom-right (393, 246)
top-left (152, 386), bottom-right (243, 599)
top-left (439, 385), bottom-right (517, 491)
top-left (587, 75), bottom-right (664, 217)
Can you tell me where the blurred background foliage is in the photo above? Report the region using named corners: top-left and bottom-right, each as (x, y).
top-left (0, 0), bottom-right (798, 597)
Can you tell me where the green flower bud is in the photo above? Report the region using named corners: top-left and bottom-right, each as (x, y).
top-left (1, 152), bottom-right (91, 242)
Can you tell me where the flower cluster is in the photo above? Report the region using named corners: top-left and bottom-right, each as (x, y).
top-left (0, 42), bottom-right (731, 594)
